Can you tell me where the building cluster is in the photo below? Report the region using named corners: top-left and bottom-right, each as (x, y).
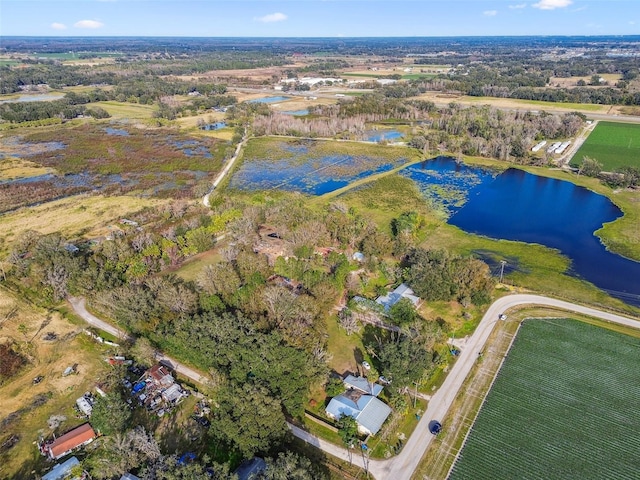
top-left (129, 364), bottom-right (188, 417)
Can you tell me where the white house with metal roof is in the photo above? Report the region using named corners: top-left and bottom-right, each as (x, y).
top-left (326, 392), bottom-right (391, 436)
top-left (375, 283), bottom-right (420, 312)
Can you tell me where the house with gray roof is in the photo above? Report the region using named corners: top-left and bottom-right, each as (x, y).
top-left (375, 283), bottom-right (420, 312)
top-left (343, 374), bottom-right (384, 397)
top-left (326, 390), bottom-right (392, 436)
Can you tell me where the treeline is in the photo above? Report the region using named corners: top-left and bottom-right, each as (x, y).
top-left (0, 81), bottom-right (232, 122)
top-left (413, 106), bottom-right (584, 161)
top-left (0, 97), bottom-right (111, 122)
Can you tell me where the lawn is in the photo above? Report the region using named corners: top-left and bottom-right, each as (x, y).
top-left (0, 194), bottom-right (169, 255)
top-left (571, 121), bottom-right (640, 171)
top-left (449, 318), bottom-right (640, 480)
top-left (0, 288), bottom-right (112, 479)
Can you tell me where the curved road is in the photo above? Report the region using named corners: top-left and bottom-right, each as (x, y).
top-left (68, 294), bottom-right (639, 479)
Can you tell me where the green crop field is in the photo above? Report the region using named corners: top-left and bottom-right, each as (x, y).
top-left (449, 318), bottom-right (640, 480)
top-left (572, 121), bottom-right (640, 170)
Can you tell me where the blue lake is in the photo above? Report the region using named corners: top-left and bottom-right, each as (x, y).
top-left (404, 157), bottom-right (640, 307)
top-left (247, 96), bottom-right (291, 104)
top-left (366, 130), bottom-right (403, 142)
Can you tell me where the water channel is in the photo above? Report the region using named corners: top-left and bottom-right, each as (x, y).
top-left (404, 157), bottom-right (640, 307)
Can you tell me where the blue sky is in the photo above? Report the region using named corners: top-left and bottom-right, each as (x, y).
top-left (1, 0), bottom-right (639, 37)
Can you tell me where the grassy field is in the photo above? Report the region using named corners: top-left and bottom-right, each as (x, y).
top-left (92, 101), bottom-right (156, 120)
top-left (0, 194), bottom-right (169, 255)
top-left (449, 318), bottom-right (640, 480)
top-left (0, 288), bottom-right (112, 479)
top-left (571, 121), bottom-right (640, 170)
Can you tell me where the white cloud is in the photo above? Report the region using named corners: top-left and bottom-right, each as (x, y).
top-left (532, 0), bottom-right (573, 10)
top-left (630, 21), bottom-right (636, 25)
top-left (484, 10), bottom-right (498, 16)
top-left (509, 4), bottom-right (527, 9)
top-left (74, 19), bottom-right (104, 29)
top-left (255, 12), bottom-right (287, 23)
top-left (51, 22), bottom-right (67, 30)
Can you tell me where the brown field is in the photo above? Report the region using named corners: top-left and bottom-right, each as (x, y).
top-left (416, 92), bottom-right (610, 113)
top-left (170, 62), bottom-right (307, 83)
top-left (269, 96), bottom-right (337, 113)
top-left (0, 194), bottom-right (169, 254)
top-left (0, 288), bottom-right (112, 478)
top-left (548, 73), bottom-right (622, 88)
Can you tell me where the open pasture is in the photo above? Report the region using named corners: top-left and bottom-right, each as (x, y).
top-left (229, 137), bottom-right (418, 195)
top-left (0, 194), bottom-right (169, 254)
top-left (92, 101), bottom-right (156, 120)
top-left (0, 289), bottom-right (111, 479)
top-left (571, 121), bottom-right (640, 171)
top-left (449, 318), bottom-right (640, 480)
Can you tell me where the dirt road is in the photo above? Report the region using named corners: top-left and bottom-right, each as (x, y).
top-left (68, 294), bottom-right (639, 479)
top-left (202, 131), bottom-right (247, 207)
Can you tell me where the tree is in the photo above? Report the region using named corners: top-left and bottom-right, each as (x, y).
top-left (263, 451), bottom-right (327, 480)
top-left (325, 376), bottom-right (345, 397)
top-left (377, 333), bottom-right (430, 387)
top-left (338, 308), bottom-right (360, 336)
top-left (337, 415), bottom-right (359, 449)
top-left (91, 392), bottom-right (131, 435)
top-left (388, 298), bottom-right (418, 327)
top-left (129, 337), bottom-right (156, 367)
top-left (578, 156), bottom-right (602, 177)
top-left (211, 383), bottom-right (289, 458)
top-left (85, 426), bottom-right (161, 479)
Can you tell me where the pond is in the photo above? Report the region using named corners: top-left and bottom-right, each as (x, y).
top-left (229, 151), bottom-right (406, 196)
top-left (366, 130), bottom-right (403, 142)
top-left (281, 109), bottom-right (309, 116)
top-left (247, 96), bottom-right (291, 104)
top-left (404, 157), bottom-right (640, 307)
top-left (200, 122), bottom-right (226, 131)
top-left (0, 93), bottom-right (65, 104)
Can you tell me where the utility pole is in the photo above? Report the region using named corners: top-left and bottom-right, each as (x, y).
top-left (414, 381), bottom-right (419, 408)
top-left (499, 260), bottom-right (507, 283)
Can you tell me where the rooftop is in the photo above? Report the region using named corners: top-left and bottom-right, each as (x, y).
top-left (48, 423), bottom-right (96, 459)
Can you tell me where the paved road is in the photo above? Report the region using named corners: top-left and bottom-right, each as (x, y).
top-left (69, 294), bottom-right (639, 479)
top-left (202, 131), bottom-right (247, 207)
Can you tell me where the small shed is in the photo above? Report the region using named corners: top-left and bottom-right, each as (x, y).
top-left (42, 456), bottom-right (80, 480)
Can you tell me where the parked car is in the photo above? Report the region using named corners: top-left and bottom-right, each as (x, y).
top-left (429, 420), bottom-right (442, 435)
top-left (362, 361), bottom-right (371, 370)
top-left (499, 313), bottom-right (507, 320)
top-left (378, 376), bottom-right (392, 385)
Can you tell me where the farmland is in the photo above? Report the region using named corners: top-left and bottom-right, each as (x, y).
top-left (449, 318), bottom-right (640, 480)
top-left (571, 121), bottom-right (640, 171)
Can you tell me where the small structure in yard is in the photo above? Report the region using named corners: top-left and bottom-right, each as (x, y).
top-left (161, 383), bottom-right (187, 404)
top-left (145, 364), bottom-right (174, 387)
top-left (120, 474), bottom-right (140, 480)
top-left (343, 374), bottom-right (384, 396)
top-left (375, 283), bottom-right (420, 313)
top-left (75, 393), bottom-right (94, 417)
top-left (352, 251), bottom-right (365, 262)
top-left (44, 423), bottom-right (96, 460)
top-left (42, 456), bottom-right (80, 480)
top-left (234, 457), bottom-right (267, 480)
